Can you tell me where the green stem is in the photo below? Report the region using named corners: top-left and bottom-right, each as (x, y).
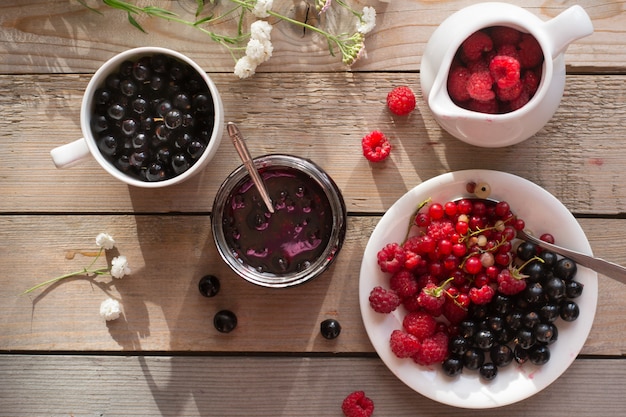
top-left (21, 267), bottom-right (109, 295)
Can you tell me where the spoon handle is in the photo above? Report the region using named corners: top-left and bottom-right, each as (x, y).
top-left (518, 229), bottom-right (626, 285)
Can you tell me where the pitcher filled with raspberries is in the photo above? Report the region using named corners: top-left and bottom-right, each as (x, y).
top-left (368, 184), bottom-right (584, 381)
top-left (420, 3), bottom-right (593, 147)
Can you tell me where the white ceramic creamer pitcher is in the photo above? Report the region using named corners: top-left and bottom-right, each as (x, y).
top-left (420, 3), bottom-right (593, 147)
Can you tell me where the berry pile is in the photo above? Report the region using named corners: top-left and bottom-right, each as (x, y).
top-left (91, 53), bottom-right (216, 182)
top-left (447, 26), bottom-right (544, 114)
top-left (369, 183), bottom-right (583, 380)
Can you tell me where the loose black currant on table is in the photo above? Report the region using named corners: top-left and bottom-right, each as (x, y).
top-left (198, 274), bottom-right (221, 297)
top-left (320, 319), bottom-right (342, 339)
top-left (91, 53), bottom-right (215, 182)
top-left (214, 310), bottom-right (237, 333)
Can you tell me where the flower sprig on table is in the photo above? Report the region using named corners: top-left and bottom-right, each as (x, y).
top-left (79, 0), bottom-right (377, 78)
top-left (21, 233), bottom-right (130, 321)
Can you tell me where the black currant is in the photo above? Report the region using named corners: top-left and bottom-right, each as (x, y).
top-left (442, 356), bottom-right (464, 377)
top-left (214, 310), bottom-right (237, 333)
top-left (462, 348), bottom-right (485, 370)
top-left (565, 280), bottom-right (584, 298)
top-left (554, 257), bottom-right (577, 280)
top-left (491, 344), bottom-right (513, 367)
top-left (479, 362), bottom-right (498, 381)
top-left (516, 242), bottom-right (537, 261)
top-left (474, 329), bottom-right (495, 351)
top-left (534, 322), bottom-right (556, 344)
top-left (529, 344), bottom-right (550, 365)
top-left (320, 319), bottom-right (341, 339)
top-left (544, 276), bottom-right (566, 300)
top-left (560, 300), bottom-right (580, 321)
top-left (198, 275), bottom-right (220, 297)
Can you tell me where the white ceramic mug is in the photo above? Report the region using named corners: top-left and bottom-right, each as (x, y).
top-left (50, 47), bottom-right (224, 187)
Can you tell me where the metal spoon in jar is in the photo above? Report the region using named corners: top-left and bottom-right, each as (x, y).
top-left (226, 122), bottom-right (274, 213)
top-left (517, 228), bottom-right (626, 285)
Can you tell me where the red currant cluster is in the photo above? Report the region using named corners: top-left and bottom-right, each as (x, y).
top-left (370, 195), bottom-right (531, 364)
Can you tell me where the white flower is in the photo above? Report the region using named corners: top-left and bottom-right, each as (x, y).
top-left (100, 298), bottom-right (122, 321)
top-left (246, 38), bottom-right (273, 63)
top-left (316, 0), bottom-right (332, 14)
top-left (234, 56), bottom-right (258, 79)
top-left (252, 0), bottom-right (273, 18)
top-left (110, 255), bottom-right (131, 279)
top-left (357, 6), bottom-right (376, 34)
top-left (95, 233), bottom-right (115, 250)
top-left (250, 20), bottom-right (273, 43)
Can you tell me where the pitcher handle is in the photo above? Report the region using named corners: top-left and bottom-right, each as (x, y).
top-left (543, 5), bottom-right (593, 58)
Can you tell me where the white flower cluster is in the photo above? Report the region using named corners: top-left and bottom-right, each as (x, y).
top-left (234, 20), bottom-right (274, 79)
top-left (251, 0), bottom-right (273, 18)
top-left (94, 233), bottom-right (131, 321)
top-left (357, 6), bottom-right (377, 35)
top-left (100, 297), bottom-right (122, 321)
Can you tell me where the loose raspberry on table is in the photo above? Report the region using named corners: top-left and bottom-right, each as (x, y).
top-left (461, 30), bottom-right (493, 61)
top-left (467, 71), bottom-right (495, 102)
top-left (387, 85), bottom-right (416, 116)
top-left (402, 310), bottom-right (437, 340)
top-left (377, 242), bottom-right (405, 273)
top-left (390, 329), bottom-right (422, 358)
top-left (369, 286), bottom-right (401, 313)
top-left (361, 130), bottom-right (391, 162)
top-left (489, 55), bottom-right (521, 89)
top-left (342, 391), bottom-right (374, 417)
top-left (412, 331), bottom-right (449, 366)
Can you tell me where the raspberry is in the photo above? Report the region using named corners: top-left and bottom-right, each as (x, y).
top-left (518, 33), bottom-right (543, 68)
top-left (377, 242), bottom-right (405, 273)
top-left (522, 69), bottom-right (541, 96)
top-left (361, 130), bottom-right (391, 162)
top-left (390, 269), bottom-right (419, 298)
top-left (402, 310), bottom-right (437, 340)
top-left (496, 80), bottom-right (523, 102)
top-left (341, 391), bottom-right (374, 417)
top-left (417, 283), bottom-right (446, 315)
top-left (442, 295), bottom-right (469, 324)
top-left (497, 44), bottom-right (520, 61)
top-left (447, 66), bottom-right (471, 102)
top-left (469, 284), bottom-right (496, 305)
top-left (490, 26), bottom-right (521, 48)
top-left (412, 331), bottom-right (449, 366)
top-left (369, 286), bottom-right (401, 313)
top-left (509, 88), bottom-right (530, 112)
top-left (390, 329), bottom-right (422, 358)
top-left (426, 219), bottom-right (455, 241)
top-left (489, 55), bottom-right (521, 89)
top-left (386, 86), bottom-right (416, 116)
top-left (496, 268), bottom-right (527, 295)
top-left (461, 30), bottom-right (493, 61)
top-left (467, 98), bottom-right (498, 114)
top-left (467, 71), bottom-right (495, 102)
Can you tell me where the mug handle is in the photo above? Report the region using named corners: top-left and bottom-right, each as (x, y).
top-left (50, 138), bottom-right (91, 168)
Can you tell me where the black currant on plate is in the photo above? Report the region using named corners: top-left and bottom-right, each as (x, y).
top-left (442, 356), bottom-right (464, 377)
top-left (320, 319), bottom-right (341, 339)
top-left (479, 362), bottom-right (498, 381)
top-left (198, 274), bottom-right (220, 297)
top-left (560, 300), bottom-right (580, 321)
top-left (554, 257), bottom-right (577, 280)
top-left (214, 310), bottom-right (237, 333)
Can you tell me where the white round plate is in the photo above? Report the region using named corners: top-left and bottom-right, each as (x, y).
top-left (359, 169), bottom-right (598, 409)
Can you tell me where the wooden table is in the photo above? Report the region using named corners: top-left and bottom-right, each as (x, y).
top-left (2, 0), bottom-right (626, 415)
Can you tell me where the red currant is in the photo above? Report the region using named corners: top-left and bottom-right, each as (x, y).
top-left (444, 201), bottom-right (458, 216)
top-left (464, 256), bottom-right (483, 274)
top-left (428, 203), bottom-right (445, 220)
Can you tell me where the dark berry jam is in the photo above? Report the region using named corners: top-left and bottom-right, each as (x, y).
top-left (222, 166), bottom-right (334, 275)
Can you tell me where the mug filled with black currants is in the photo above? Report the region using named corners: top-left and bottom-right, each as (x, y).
top-left (50, 47), bottom-right (224, 187)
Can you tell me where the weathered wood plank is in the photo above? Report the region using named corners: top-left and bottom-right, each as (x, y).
top-left (2, 215), bottom-right (625, 355)
top-left (0, 0), bottom-right (621, 75)
top-left (2, 73), bottom-right (626, 214)
top-left (1, 354), bottom-right (625, 416)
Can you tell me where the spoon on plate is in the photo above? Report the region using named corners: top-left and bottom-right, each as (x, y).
top-left (516, 229), bottom-right (626, 285)
top-left (226, 122), bottom-right (274, 214)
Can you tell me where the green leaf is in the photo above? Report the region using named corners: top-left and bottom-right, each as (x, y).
top-left (196, 0), bottom-right (205, 17)
top-left (143, 6), bottom-right (177, 18)
top-left (194, 14), bottom-right (215, 26)
top-left (127, 12), bottom-right (147, 33)
top-left (76, 0), bottom-right (103, 15)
